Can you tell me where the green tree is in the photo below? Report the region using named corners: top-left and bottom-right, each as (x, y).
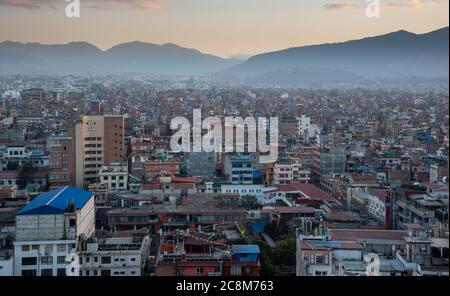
top-left (16, 161), bottom-right (37, 189)
top-left (241, 195), bottom-right (261, 210)
top-left (254, 240), bottom-right (276, 276)
top-left (271, 238), bottom-right (296, 266)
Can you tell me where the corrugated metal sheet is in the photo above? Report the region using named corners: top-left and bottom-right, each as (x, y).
top-left (18, 186), bottom-right (93, 216)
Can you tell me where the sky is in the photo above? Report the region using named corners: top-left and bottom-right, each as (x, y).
top-left (0, 0), bottom-right (448, 58)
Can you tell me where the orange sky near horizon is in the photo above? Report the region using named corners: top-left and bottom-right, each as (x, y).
top-left (0, 0), bottom-right (448, 58)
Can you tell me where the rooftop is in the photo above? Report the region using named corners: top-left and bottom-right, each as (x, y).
top-left (17, 186), bottom-right (94, 216)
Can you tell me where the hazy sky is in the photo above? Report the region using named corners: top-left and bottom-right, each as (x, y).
top-left (0, 0), bottom-right (448, 58)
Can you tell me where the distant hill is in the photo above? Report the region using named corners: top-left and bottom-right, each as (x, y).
top-left (1, 27), bottom-right (448, 82)
top-left (219, 27), bottom-right (449, 85)
top-left (0, 41), bottom-right (241, 76)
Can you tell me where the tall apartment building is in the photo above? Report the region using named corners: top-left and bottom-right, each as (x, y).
top-left (48, 131), bottom-right (76, 189)
top-left (75, 115), bottom-right (125, 187)
top-left (13, 186), bottom-right (95, 276)
top-left (313, 147), bottom-right (347, 184)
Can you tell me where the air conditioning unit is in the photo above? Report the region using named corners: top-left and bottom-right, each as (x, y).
top-left (246, 210), bottom-right (261, 220)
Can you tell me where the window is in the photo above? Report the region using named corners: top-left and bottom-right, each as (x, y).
top-left (93, 270), bottom-right (98, 276)
top-left (101, 270), bottom-right (111, 276)
top-left (22, 270), bottom-right (37, 276)
top-left (41, 256), bottom-right (53, 265)
top-left (57, 268), bottom-right (66, 276)
top-left (94, 257), bottom-right (98, 263)
top-left (57, 256), bottom-right (67, 264)
top-left (230, 266), bottom-right (241, 276)
top-left (21, 245), bottom-right (30, 252)
top-left (41, 269), bottom-right (53, 276)
top-left (22, 257), bottom-right (37, 266)
top-left (69, 219), bottom-right (76, 227)
top-left (101, 257), bottom-right (111, 264)
top-left (196, 267), bottom-right (204, 275)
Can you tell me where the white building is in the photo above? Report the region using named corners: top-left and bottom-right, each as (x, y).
top-left (367, 188), bottom-right (390, 225)
top-left (76, 235), bottom-right (150, 276)
top-left (296, 115), bottom-right (320, 144)
top-left (98, 162), bottom-right (128, 192)
top-left (13, 186), bottom-right (95, 276)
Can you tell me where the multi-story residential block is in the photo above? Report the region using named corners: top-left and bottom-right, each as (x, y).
top-left (144, 159), bottom-right (180, 182)
top-left (13, 186), bottom-right (95, 276)
top-left (74, 115), bottom-right (125, 187)
top-left (48, 131), bottom-right (76, 189)
top-left (296, 115), bottom-right (320, 144)
top-left (76, 233), bottom-right (150, 276)
top-left (271, 158), bottom-right (311, 185)
top-left (367, 188), bottom-right (393, 227)
top-left (98, 162), bottom-right (128, 192)
top-left (0, 146), bottom-right (49, 172)
top-left (224, 153), bottom-right (255, 185)
top-left (182, 152), bottom-right (216, 177)
top-left (313, 147), bottom-right (346, 184)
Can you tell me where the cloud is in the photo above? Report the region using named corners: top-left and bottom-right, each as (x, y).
top-left (323, 2), bottom-right (358, 9)
top-left (0, 0), bottom-right (164, 11)
top-left (0, 0), bottom-right (43, 9)
top-left (323, 0), bottom-right (441, 10)
top-left (385, 0), bottom-right (429, 8)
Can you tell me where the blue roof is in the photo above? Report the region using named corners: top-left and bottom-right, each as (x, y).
top-left (18, 186), bottom-right (94, 216)
top-left (232, 245), bottom-right (260, 254)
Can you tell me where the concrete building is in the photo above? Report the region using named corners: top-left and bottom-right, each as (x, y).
top-left (272, 158), bottom-right (311, 185)
top-left (98, 162), bottom-right (128, 192)
top-left (183, 152), bottom-right (216, 177)
top-left (220, 184), bottom-right (266, 202)
top-left (224, 153), bottom-right (255, 185)
top-left (75, 115), bottom-right (125, 187)
top-left (313, 147), bottom-right (346, 184)
top-left (144, 159), bottom-right (180, 182)
top-left (367, 188), bottom-right (392, 227)
top-left (48, 131), bottom-right (76, 189)
top-left (13, 186), bottom-right (95, 276)
top-left (76, 234), bottom-right (150, 276)
top-left (296, 115), bottom-right (320, 144)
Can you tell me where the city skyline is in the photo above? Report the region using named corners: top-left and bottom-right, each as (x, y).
top-left (0, 0), bottom-right (448, 58)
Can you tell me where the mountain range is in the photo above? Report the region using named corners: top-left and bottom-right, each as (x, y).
top-left (0, 41), bottom-right (240, 76)
top-left (0, 27), bottom-right (448, 85)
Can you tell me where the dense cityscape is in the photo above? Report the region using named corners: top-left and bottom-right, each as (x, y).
top-left (0, 74), bottom-right (448, 276)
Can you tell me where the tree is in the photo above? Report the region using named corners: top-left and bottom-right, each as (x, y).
top-left (241, 195), bottom-right (261, 210)
top-left (271, 238), bottom-right (296, 267)
top-left (16, 161), bottom-right (37, 189)
top-left (254, 240), bottom-right (276, 276)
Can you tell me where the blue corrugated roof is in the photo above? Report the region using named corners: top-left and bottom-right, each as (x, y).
top-left (232, 245), bottom-right (260, 254)
top-left (18, 186), bottom-right (94, 216)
